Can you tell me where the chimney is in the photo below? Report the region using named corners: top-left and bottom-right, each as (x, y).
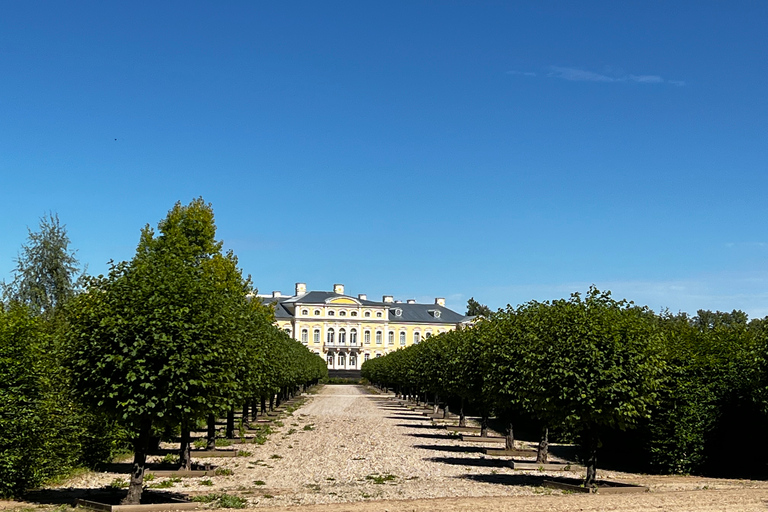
top-left (272, 291), bottom-right (282, 298)
top-left (358, 294), bottom-right (367, 301)
top-left (383, 295), bottom-right (394, 303)
top-left (333, 283), bottom-right (345, 295)
top-left (407, 299), bottom-right (416, 304)
top-left (435, 298), bottom-right (446, 307)
top-left (295, 282), bottom-right (307, 295)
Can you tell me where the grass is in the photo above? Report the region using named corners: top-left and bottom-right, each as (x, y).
top-left (273, 420), bottom-right (284, 428)
top-left (270, 454), bottom-right (282, 459)
top-left (215, 438), bottom-right (233, 447)
top-left (236, 450), bottom-right (252, 457)
top-left (106, 478), bottom-right (128, 489)
top-left (285, 428), bottom-right (297, 435)
top-left (148, 477), bottom-right (181, 489)
top-left (193, 439), bottom-right (207, 450)
top-left (253, 480), bottom-right (266, 486)
top-left (214, 468), bottom-right (233, 476)
top-left (303, 424), bottom-right (315, 431)
top-left (160, 453), bottom-right (179, 465)
top-left (200, 479), bottom-right (214, 486)
top-left (365, 473), bottom-right (397, 484)
top-left (192, 493), bottom-right (247, 508)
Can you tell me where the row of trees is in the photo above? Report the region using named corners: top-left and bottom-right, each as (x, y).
top-left (363, 289), bottom-right (768, 486)
top-left (1, 200), bottom-right (327, 502)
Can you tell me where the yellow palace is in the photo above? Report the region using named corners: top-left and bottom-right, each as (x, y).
top-left (258, 283), bottom-right (470, 370)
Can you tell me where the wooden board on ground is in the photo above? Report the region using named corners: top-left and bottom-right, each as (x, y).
top-left (75, 499), bottom-right (198, 512)
top-left (484, 448), bottom-right (537, 457)
top-left (145, 470), bottom-right (215, 478)
top-left (543, 479), bottom-right (649, 494)
top-left (460, 434), bottom-right (506, 443)
top-left (510, 461), bottom-right (584, 471)
top-left (189, 450), bottom-right (237, 458)
top-left (445, 426), bottom-right (481, 433)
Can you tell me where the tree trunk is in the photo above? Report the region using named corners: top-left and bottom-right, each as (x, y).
top-left (269, 394), bottom-right (275, 411)
top-left (121, 419), bottom-right (151, 505)
top-left (480, 412), bottom-right (489, 438)
top-left (179, 426), bottom-right (192, 471)
top-left (206, 414), bottom-right (216, 450)
top-left (583, 425), bottom-right (599, 487)
top-left (261, 396), bottom-right (267, 416)
top-left (226, 409), bottom-right (235, 439)
top-left (433, 393), bottom-right (439, 414)
top-left (505, 421), bottom-right (515, 450)
top-left (443, 403), bottom-right (450, 419)
top-left (242, 402), bottom-right (249, 424)
top-left (536, 426), bottom-right (549, 463)
top-left (459, 398), bottom-right (466, 427)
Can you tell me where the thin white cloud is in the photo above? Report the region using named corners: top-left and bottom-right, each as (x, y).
top-left (543, 66), bottom-right (684, 86)
top-left (506, 70), bottom-right (537, 77)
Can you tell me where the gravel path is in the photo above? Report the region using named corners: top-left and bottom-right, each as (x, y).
top-left (51, 384), bottom-right (768, 511)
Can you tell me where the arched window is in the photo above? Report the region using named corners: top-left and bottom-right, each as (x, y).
top-left (301, 309), bottom-right (308, 316)
top-left (388, 332), bottom-right (394, 345)
top-left (364, 311), bottom-right (371, 318)
top-left (301, 329), bottom-right (308, 343)
top-left (350, 354), bottom-right (357, 367)
top-left (350, 328), bottom-right (357, 345)
top-left (327, 354), bottom-right (334, 366)
top-left (314, 309), bottom-right (321, 316)
top-left (425, 332), bottom-right (432, 338)
top-left (364, 330), bottom-right (371, 344)
top-left (339, 310), bottom-right (346, 317)
top-left (313, 329), bottom-right (320, 343)
top-left (328, 310), bottom-right (335, 316)
top-left (376, 312), bottom-right (382, 318)
top-left (351, 311), bottom-right (358, 317)
top-left (327, 328), bottom-right (335, 344)
top-left (364, 353), bottom-right (370, 362)
top-left (375, 331), bottom-right (382, 345)
top-left (413, 331), bottom-right (420, 344)
top-left (339, 328), bottom-right (346, 344)
top-left (400, 331), bottom-right (406, 346)
top-left (284, 328), bottom-right (292, 337)
top-left (338, 353), bottom-right (345, 367)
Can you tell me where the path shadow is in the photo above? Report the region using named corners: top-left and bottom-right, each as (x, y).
top-left (426, 456), bottom-right (511, 469)
top-left (95, 462), bottom-right (210, 473)
top-left (407, 433), bottom-right (458, 440)
top-left (386, 415), bottom-right (430, 421)
top-left (22, 488), bottom-right (189, 506)
top-left (395, 423), bottom-right (440, 429)
top-left (413, 444), bottom-right (486, 454)
top-left (458, 473), bottom-right (548, 487)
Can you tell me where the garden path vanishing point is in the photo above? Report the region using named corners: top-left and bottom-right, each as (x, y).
top-left (52, 384), bottom-right (768, 511)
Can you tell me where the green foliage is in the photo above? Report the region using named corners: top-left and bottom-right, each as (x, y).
top-left (466, 297), bottom-right (491, 317)
top-left (192, 493), bottom-right (247, 508)
top-left (2, 213), bottom-right (83, 318)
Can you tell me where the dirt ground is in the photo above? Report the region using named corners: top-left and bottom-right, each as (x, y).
top-left (9, 384), bottom-right (768, 512)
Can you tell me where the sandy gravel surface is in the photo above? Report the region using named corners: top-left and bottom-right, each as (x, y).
top-left (40, 384), bottom-right (768, 511)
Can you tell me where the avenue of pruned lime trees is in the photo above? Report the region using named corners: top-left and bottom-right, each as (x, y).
top-left (0, 199), bottom-right (326, 503)
top-left (363, 288), bottom-right (768, 488)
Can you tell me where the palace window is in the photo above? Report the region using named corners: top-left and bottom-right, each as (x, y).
top-left (350, 328), bottom-right (357, 345)
top-left (425, 332), bottom-right (432, 339)
top-left (284, 328), bottom-right (291, 337)
top-left (339, 310), bottom-right (346, 317)
top-left (338, 353), bottom-right (345, 366)
top-left (364, 353), bottom-right (370, 362)
top-left (313, 329), bottom-right (320, 343)
top-left (314, 310), bottom-right (321, 316)
top-left (351, 311), bottom-right (358, 317)
top-left (327, 354), bottom-right (333, 366)
top-left (376, 312), bottom-right (382, 318)
top-left (302, 309), bottom-right (308, 316)
top-left (327, 328), bottom-right (335, 344)
top-left (350, 354), bottom-right (357, 367)
top-left (328, 310), bottom-right (335, 316)
top-left (339, 328), bottom-right (346, 344)
top-left (301, 329), bottom-right (308, 343)
top-left (400, 331), bottom-right (406, 345)
top-left (413, 331), bottom-right (420, 344)
top-left (364, 330), bottom-right (371, 344)
top-left (388, 332), bottom-right (394, 345)
top-left (364, 311), bottom-right (371, 318)
top-left (375, 331), bottom-right (382, 345)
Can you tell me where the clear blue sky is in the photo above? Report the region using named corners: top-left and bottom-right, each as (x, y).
top-left (1, 1), bottom-right (766, 317)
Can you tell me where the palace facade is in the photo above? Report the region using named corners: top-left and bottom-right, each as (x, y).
top-left (259, 283), bottom-right (470, 370)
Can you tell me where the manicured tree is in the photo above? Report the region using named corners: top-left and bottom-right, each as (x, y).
top-left (512, 288), bottom-right (663, 487)
top-left (66, 199), bottom-right (249, 504)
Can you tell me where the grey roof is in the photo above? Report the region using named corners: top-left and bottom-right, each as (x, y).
top-left (258, 292), bottom-right (468, 324)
